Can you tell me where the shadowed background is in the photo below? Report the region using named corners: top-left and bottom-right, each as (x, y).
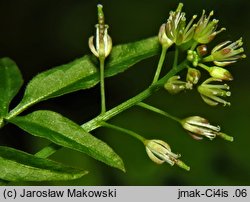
top-left (0, 0), bottom-right (249, 185)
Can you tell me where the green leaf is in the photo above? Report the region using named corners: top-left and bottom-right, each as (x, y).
top-left (7, 36), bottom-right (159, 118)
top-left (9, 110), bottom-right (125, 172)
top-left (0, 146), bottom-right (88, 181)
top-left (0, 58), bottom-right (23, 117)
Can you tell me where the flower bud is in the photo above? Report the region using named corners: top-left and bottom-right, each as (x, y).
top-left (187, 50), bottom-right (200, 67)
top-left (144, 139), bottom-right (190, 171)
top-left (198, 78), bottom-right (231, 106)
top-left (186, 68), bottom-right (201, 84)
top-left (89, 4), bottom-right (112, 60)
top-left (209, 66), bottom-right (233, 81)
top-left (197, 63), bottom-right (233, 81)
top-left (196, 45), bottom-right (208, 57)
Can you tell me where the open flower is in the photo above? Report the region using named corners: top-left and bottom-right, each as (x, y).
top-left (164, 76), bottom-right (193, 94)
top-left (203, 38), bottom-right (246, 66)
top-left (198, 78), bottom-right (231, 106)
top-left (144, 139), bottom-right (190, 170)
top-left (181, 116), bottom-right (220, 140)
top-left (163, 3), bottom-right (197, 46)
top-left (193, 10), bottom-right (225, 44)
top-left (181, 116), bottom-right (233, 141)
top-left (89, 4), bottom-right (112, 59)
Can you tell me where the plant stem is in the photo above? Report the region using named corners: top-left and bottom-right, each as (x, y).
top-left (82, 86), bottom-right (157, 132)
top-left (198, 63), bottom-right (210, 71)
top-left (137, 102), bottom-right (181, 123)
top-left (34, 60), bottom-right (188, 158)
top-left (190, 41), bottom-right (198, 51)
top-left (172, 47), bottom-right (179, 69)
top-left (152, 46), bottom-right (168, 84)
top-left (35, 144), bottom-right (62, 158)
top-left (100, 58), bottom-right (106, 114)
top-left (101, 122), bottom-right (145, 142)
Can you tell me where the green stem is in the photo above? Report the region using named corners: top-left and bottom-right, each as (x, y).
top-left (6, 101), bottom-right (38, 120)
top-left (35, 144), bottom-right (62, 158)
top-left (34, 60), bottom-right (188, 158)
top-left (172, 47), bottom-right (179, 69)
top-left (152, 46), bottom-right (168, 84)
top-left (190, 41), bottom-right (198, 51)
top-left (137, 102), bottom-right (181, 123)
top-left (101, 122), bottom-right (145, 142)
top-left (100, 58), bottom-right (106, 114)
top-left (198, 63), bottom-right (210, 71)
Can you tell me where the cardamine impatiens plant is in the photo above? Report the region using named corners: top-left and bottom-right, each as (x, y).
top-left (0, 3), bottom-right (246, 183)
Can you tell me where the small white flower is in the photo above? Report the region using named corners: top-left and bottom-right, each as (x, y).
top-left (181, 116), bottom-right (234, 141)
top-left (181, 116), bottom-right (220, 140)
top-left (145, 139), bottom-right (180, 165)
top-left (144, 139), bottom-right (190, 170)
top-left (89, 4), bottom-right (112, 59)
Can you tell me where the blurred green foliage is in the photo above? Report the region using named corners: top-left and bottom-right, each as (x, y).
top-left (0, 0), bottom-right (249, 185)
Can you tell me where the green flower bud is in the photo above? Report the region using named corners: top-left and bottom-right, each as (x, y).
top-left (209, 66), bottom-right (233, 81)
top-left (187, 50), bottom-right (200, 67)
top-left (198, 78), bottom-right (231, 106)
top-left (144, 139), bottom-right (190, 171)
top-left (197, 63), bottom-right (233, 81)
top-left (186, 68), bottom-right (201, 84)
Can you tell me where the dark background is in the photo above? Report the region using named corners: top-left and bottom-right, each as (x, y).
top-left (0, 0), bottom-right (249, 185)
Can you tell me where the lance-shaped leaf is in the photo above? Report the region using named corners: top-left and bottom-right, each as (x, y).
top-left (9, 110), bottom-right (125, 171)
top-left (0, 58), bottom-right (23, 117)
top-left (0, 146), bottom-right (88, 181)
top-left (7, 37), bottom-right (159, 118)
